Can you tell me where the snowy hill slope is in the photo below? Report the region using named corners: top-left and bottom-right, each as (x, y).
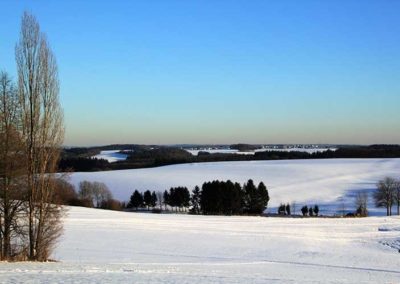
top-left (68, 158), bottom-right (400, 215)
top-left (1, 207), bottom-right (399, 283)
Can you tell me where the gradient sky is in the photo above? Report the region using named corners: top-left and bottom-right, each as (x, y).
top-left (0, 0), bottom-right (399, 146)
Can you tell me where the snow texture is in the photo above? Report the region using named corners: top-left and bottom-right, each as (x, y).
top-left (0, 207), bottom-right (399, 283)
top-left (3, 158), bottom-right (395, 282)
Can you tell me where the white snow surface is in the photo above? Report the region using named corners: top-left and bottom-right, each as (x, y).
top-left (68, 158), bottom-right (400, 215)
top-left (92, 150), bottom-right (128, 163)
top-left (1, 207), bottom-right (399, 283)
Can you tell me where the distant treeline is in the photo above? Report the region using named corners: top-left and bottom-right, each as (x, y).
top-left (58, 144), bottom-right (400, 172)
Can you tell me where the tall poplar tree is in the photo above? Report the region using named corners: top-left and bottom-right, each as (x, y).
top-left (16, 12), bottom-right (64, 261)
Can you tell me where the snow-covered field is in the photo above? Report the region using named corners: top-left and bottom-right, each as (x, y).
top-left (68, 158), bottom-right (400, 215)
top-left (2, 159), bottom-right (400, 283)
top-left (92, 150), bottom-right (128, 162)
top-left (1, 207), bottom-right (399, 283)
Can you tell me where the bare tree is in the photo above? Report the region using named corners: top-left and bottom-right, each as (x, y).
top-left (78, 181), bottom-right (93, 201)
top-left (53, 178), bottom-right (77, 205)
top-left (93, 182), bottom-right (112, 208)
top-left (79, 181), bottom-right (112, 208)
top-left (338, 196), bottom-right (346, 217)
top-left (374, 177), bottom-right (396, 216)
top-left (394, 180), bottom-right (400, 215)
top-left (156, 192), bottom-right (163, 210)
top-left (15, 12), bottom-right (64, 261)
top-left (355, 192), bottom-right (368, 217)
top-left (0, 71), bottom-right (26, 260)
top-left (291, 201), bottom-right (296, 216)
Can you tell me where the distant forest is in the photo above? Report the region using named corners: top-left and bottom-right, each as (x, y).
top-left (58, 144), bottom-right (400, 172)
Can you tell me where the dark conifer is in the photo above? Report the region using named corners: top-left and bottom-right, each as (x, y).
top-left (190, 186), bottom-right (201, 214)
top-left (128, 190), bottom-right (143, 210)
top-left (313, 205), bottom-right (319, 216)
top-left (151, 191), bottom-right (157, 208)
top-left (143, 190), bottom-right (152, 210)
top-left (301, 205), bottom-right (308, 216)
top-left (308, 206), bottom-right (314, 217)
top-left (163, 190), bottom-right (170, 211)
top-left (285, 203), bottom-right (291, 215)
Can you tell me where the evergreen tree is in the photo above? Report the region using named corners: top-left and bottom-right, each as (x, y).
top-left (313, 205), bottom-right (319, 216)
top-left (163, 190), bottom-right (170, 210)
top-left (143, 190), bottom-right (152, 210)
top-left (308, 206), bottom-right (314, 217)
top-left (151, 191), bottom-right (157, 208)
top-left (243, 180), bottom-right (269, 214)
top-left (128, 190), bottom-right (143, 210)
top-left (256, 182), bottom-right (270, 213)
top-left (278, 204), bottom-right (286, 215)
top-left (181, 187), bottom-right (191, 211)
top-left (301, 205), bottom-right (308, 216)
top-left (167, 187), bottom-right (190, 211)
top-left (285, 203), bottom-right (291, 215)
top-left (200, 181), bottom-right (220, 214)
top-left (243, 179), bottom-right (258, 214)
top-left (169, 187), bottom-right (178, 211)
top-left (190, 186), bottom-right (201, 214)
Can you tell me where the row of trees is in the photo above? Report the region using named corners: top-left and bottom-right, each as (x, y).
top-left (199, 180), bottom-right (269, 215)
top-left (0, 13), bottom-right (64, 261)
top-left (58, 145), bottom-right (400, 172)
top-left (164, 187), bottom-right (190, 211)
top-left (50, 179), bottom-right (124, 211)
top-left (128, 187), bottom-right (192, 212)
top-left (127, 180), bottom-right (270, 215)
top-left (300, 205), bottom-right (319, 217)
top-left (127, 190), bottom-right (158, 210)
top-left (277, 204), bottom-right (319, 217)
top-left (76, 181), bottom-right (122, 210)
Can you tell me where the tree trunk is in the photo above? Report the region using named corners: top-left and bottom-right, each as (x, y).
top-left (3, 214), bottom-right (11, 259)
top-left (0, 214), bottom-right (3, 259)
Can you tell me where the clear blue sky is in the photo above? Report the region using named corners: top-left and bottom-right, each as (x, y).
top-left (1, 0), bottom-right (399, 146)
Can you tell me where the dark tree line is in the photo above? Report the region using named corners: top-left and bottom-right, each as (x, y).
top-left (163, 187), bottom-right (191, 212)
top-left (300, 205), bottom-right (319, 217)
top-left (278, 204), bottom-right (291, 215)
top-left (198, 179), bottom-right (269, 215)
top-left (58, 144), bottom-right (400, 172)
top-left (126, 179), bottom-right (269, 216)
top-left (200, 180), bottom-right (243, 215)
top-left (127, 190), bottom-right (159, 211)
top-left (59, 157), bottom-right (111, 172)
